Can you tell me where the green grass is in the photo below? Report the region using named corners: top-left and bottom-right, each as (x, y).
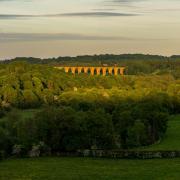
top-left (1, 157), bottom-right (180, 180)
top-left (142, 115), bottom-right (180, 150)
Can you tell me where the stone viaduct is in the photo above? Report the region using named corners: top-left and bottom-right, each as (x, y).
top-left (55, 66), bottom-right (125, 76)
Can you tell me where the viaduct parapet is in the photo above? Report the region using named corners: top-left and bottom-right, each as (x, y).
top-left (55, 66), bottom-right (125, 76)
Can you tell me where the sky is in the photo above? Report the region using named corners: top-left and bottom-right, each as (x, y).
top-left (0, 0), bottom-right (180, 59)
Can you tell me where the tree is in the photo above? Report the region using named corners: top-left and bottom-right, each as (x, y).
top-left (22, 90), bottom-right (39, 108)
top-left (127, 120), bottom-right (147, 147)
top-left (84, 109), bottom-right (115, 149)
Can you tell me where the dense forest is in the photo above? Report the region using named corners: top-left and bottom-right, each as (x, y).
top-left (0, 55), bottom-right (179, 157)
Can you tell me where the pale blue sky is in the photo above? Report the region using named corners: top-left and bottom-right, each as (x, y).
top-left (0, 0), bottom-right (180, 59)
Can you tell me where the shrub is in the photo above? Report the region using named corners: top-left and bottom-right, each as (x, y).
top-left (12, 144), bottom-right (25, 157)
top-left (29, 144), bottom-right (41, 158)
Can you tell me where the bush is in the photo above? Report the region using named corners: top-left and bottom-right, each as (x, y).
top-left (0, 127), bottom-right (12, 155)
top-left (28, 142), bottom-right (51, 157)
top-left (0, 108), bottom-right (5, 118)
top-left (12, 144), bottom-right (25, 157)
top-left (29, 145), bottom-right (41, 158)
top-left (0, 151), bottom-right (4, 160)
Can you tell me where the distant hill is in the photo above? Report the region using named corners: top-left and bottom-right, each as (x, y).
top-left (1, 54), bottom-right (180, 66)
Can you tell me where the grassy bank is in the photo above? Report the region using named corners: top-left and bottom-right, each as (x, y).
top-left (0, 157), bottom-right (180, 180)
top-left (142, 115), bottom-right (180, 150)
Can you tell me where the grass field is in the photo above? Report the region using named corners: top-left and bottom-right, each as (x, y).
top-left (1, 157), bottom-right (180, 180)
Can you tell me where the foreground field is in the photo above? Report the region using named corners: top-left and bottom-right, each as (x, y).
top-left (1, 157), bottom-right (180, 180)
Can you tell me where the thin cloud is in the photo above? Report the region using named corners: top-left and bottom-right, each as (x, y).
top-left (60, 12), bottom-right (137, 17)
top-left (0, 12), bottom-right (139, 20)
top-left (104, 0), bottom-right (144, 6)
top-left (104, 0), bottom-right (180, 13)
top-left (105, 0), bottom-right (145, 4)
top-left (0, 33), bottom-right (133, 42)
top-left (1, 33), bottom-right (171, 42)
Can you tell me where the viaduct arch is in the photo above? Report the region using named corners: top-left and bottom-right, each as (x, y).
top-left (55, 66), bottom-right (125, 76)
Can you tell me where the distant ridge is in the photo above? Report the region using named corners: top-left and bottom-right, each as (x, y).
top-left (1, 54), bottom-right (180, 65)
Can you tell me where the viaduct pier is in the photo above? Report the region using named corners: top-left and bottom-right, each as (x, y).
top-left (55, 66), bottom-right (125, 76)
